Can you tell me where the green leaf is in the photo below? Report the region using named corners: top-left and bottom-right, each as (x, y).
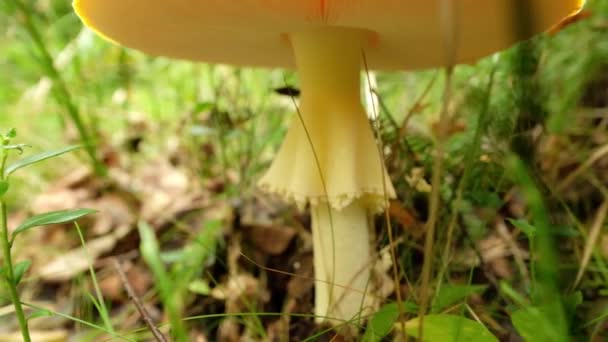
top-left (363, 302), bottom-right (406, 342)
top-left (138, 221), bottom-right (171, 296)
top-left (28, 309), bottom-right (54, 321)
top-left (432, 285), bottom-right (487, 313)
top-left (0, 180), bottom-right (8, 197)
top-left (4, 145), bottom-right (81, 177)
top-left (193, 101), bottom-right (215, 113)
top-left (6, 128), bottom-right (17, 139)
top-left (508, 219), bottom-right (537, 239)
top-left (12, 208), bottom-right (96, 241)
top-left (552, 225), bottom-right (580, 237)
top-left (188, 279), bottom-right (211, 295)
top-left (13, 260), bottom-right (32, 285)
top-left (499, 281), bottom-right (529, 306)
top-left (400, 314), bottom-right (498, 342)
top-left (563, 291), bottom-right (583, 320)
top-left (511, 307), bottom-right (562, 342)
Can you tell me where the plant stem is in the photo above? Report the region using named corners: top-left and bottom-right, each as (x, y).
top-left (0, 150), bottom-right (31, 342)
top-left (417, 66), bottom-right (454, 337)
top-left (418, 2), bottom-right (456, 338)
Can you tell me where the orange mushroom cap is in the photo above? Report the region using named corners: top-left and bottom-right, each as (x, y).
top-left (74, 0), bottom-right (585, 70)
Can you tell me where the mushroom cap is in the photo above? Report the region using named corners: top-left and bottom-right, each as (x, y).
top-left (75, 0), bottom-right (584, 71)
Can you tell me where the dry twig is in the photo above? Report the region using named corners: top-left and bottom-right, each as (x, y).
top-left (111, 258), bottom-right (168, 342)
top-left (573, 200), bottom-right (608, 288)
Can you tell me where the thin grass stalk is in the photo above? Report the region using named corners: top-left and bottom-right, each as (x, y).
top-left (75, 223), bottom-right (115, 333)
top-left (508, 157), bottom-right (569, 340)
top-left (418, 1), bottom-right (457, 338)
top-left (361, 50), bottom-right (408, 336)
top-left (282, 74), bottom-right (337, 322)
top-left (437, 67), bottom-right (497, 283)
top-left (417, 66), bottom-right (453, 335)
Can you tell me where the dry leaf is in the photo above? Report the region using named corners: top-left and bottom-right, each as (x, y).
top-left (242, 224), bottom-right (296, 256)
top-left (287, 252), bottom-right (314, 299)
top-left (210, 274), bottom-right (269, 304)
top-left (0, 330), bottom-right (67, 342)
top-left (217, 319), bottom-right (241, 342)
top-left (39, 225), bottom-right (130, 282)
top-left (89, 195), bottom-right (134, 236)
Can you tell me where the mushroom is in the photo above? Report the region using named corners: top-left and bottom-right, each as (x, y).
top-left (74, 0), bottom-right (585, 328)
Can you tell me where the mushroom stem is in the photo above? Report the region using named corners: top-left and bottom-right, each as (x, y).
top-left (312, 199), bottom-right (374, 323)
top-left (260, 27), bottom-right (395, 324)
top-left (260, 27), bottom-right (393, 209)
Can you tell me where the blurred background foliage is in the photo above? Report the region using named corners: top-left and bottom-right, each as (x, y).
top-left (0, 0), bottom-right (607, 340)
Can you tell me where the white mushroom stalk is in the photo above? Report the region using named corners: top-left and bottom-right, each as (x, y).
top-left (259, 28), bottom-right (395, 323)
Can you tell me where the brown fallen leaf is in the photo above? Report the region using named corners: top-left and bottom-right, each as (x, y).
top-left (126, 159), bottom-right (210, 227)
top-left (99, 270), bottom-right (124, 301)
top-left (389, 200), bottom-right (422, 236)
top-left (488, 257), bottom-right (513, 279)
top-left (267, 252), bottom-right (314, 342)
top-left (477, 235), bottom-right (509, 262)
top-left (39, 225), bottom-right (130, 282)
top-left (89, 194), bottom-right (134, 236)
top-left (30, 167), bottom-right (96, 215)
top-left (267, 319), bottom-right (289, 342)
top-left (496, 218), bottom-right (528, 284)
top-left (0, 330), bottom-right (67, 342)
top-left (31, 188), bottom-right (92, 215)
top-left (241, 224), bottom-right (297, 256)
top-left (451, 232), bottom-right (529, 274)
top-left (39, 235), bottom-right (116, 282)
top-left (210, 274), bottom-right (269, 304)
top-left (287, 252), bottom-right (314, 299)
top-left (217, 319), bottom-right (241, 342)
top-left (189, 331), bottom-right (210, 342)
top-left (431, 118), bottom-right (467, 137)
top-left (100, 261), bottom-right (153, 302)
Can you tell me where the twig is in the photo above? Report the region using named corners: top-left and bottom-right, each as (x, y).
top-left (397, 73), bottom-right (439, 141)
top-left (556, 143), bottom-right (608, 192)
top-left (417, 66), bottom-right (453, 338)
top-left (111, 259), bottom-right (168, 342)
top-left (496, 218), bottom-right (530, 288)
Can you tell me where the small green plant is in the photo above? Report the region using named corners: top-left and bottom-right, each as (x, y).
top-left (138, 220), bottom-right (222, 341)
top-left (0, 128), bottom-right (96, 342)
